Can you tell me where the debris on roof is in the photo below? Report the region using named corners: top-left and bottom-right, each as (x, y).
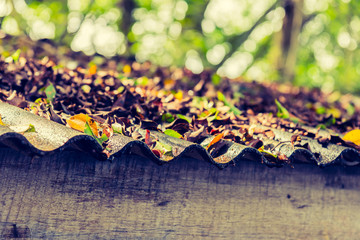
top-left (0, 102), bottom-right (359, 169)
top-left (0, 56), bottom-right (360, 168)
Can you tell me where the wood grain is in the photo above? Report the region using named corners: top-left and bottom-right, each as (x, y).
top-left (0, 147), bottom-right (359, 239)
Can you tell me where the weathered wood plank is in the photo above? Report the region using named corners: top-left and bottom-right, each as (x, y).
top-left (0, 147), bottom-right (360, 239)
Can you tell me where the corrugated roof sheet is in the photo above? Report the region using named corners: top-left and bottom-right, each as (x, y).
top-left (1, 102), bottom-right (359, 169)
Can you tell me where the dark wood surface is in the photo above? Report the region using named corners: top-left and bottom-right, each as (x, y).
top-left (1, 147), bottom-right (359, 239)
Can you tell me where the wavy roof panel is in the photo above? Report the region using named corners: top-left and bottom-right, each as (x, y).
top-left (0, 102), bottom-right (359, 169)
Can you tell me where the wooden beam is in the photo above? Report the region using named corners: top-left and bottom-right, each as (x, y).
top-left (0, 148), bottom-right (359, 239)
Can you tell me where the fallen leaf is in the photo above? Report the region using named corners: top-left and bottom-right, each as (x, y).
top-left (176, 114), bottom-right (192, 123)
top-left (152, 149), bottom-right (161, 158)
top-left (101, 123), bottom-right (114, 138)
top-left (217, 91), bottom-right (242, 115)
top-left (45, 83), bottom-right (56, 102)
top-left (291, 134), bottom-right (302, 146)
top-left (112, 122), bottom-right (123, 134)
top-left (164, 129), bottom-right (182, 138)
top-left (123, 64), bottom-right (131, 74)
top-left (66, 113), bottom-right (99, 137)
top-left (5, 49), bottom-right (21, 63)
top-left (89, 65), bottom-right (97, 75)
top-left (206, 132), bottom-right (224, 150)
top-left (343, 129), bottom-right (360, 146)
top-left (0, 114), bottom-right (5, 126)
top-left (145, 129), bottom-right (152, 146)
top-left (24, 124), bottom-right (36, 133)
top-left (275, 99), bottom-right (290, 119)
top-left (162, 113), bottom-right (175, 123)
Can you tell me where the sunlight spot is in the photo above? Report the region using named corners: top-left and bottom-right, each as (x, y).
top-left (206, 44), bottom-right (226, 65)
top-left (133, 8), bottom-right (147, 21)
top-left (315, 50), bottom-right (338, 72)
top-left (132, 22), bottom-right (144, 35)
top-left (244, 39), bottom-right (256, 52)
top-left (202, 18), bottom-right (215, 34)
top-left (337, 31), bottom-right (356, 50)
top-left (220, 52), bottom-right (253, 78)
top-left (68, 0), bottom-right (90, 12)
top-left (205, 0), bottom-right (274, 35)
top-left (185, 50), bottom-right (204, 74)
top-left (158, 4), bottom-right (173, 24)
top-left (71, 18), bottom-right (95, 55)
top-left (1, 16), bottom-right (20, 35)
top-left (94, 27), bottom-right (125, 57)
top-left (0, 0), bottom-right (13, 17)
top-left (67, 12), bottom-right (82, 33)
top-left (13, 0), bottom-right (27, 14)
top-left (337, 31), bottom-right (351, 48)
top-left (174, 1), bottom-right (188, 20)
top-left (29, 20), bottom-right (55, 40)
top-left (144, 17), bottom-right (164, 33)
top-left (169, 21), bottom-right (182, 39)
top-left (251, 21), bottom-right (274, 41)
top-left (102, 8), bottom-right (121, 23)
top-left (304, 0), bottom-right (330, 14)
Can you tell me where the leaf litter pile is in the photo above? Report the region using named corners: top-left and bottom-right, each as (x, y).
top-left (1, 53), bottom-right (360, 165)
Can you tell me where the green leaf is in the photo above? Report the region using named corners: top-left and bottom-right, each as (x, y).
top-left (84, 120), bottom-right (108, 145)
top-left (84, 120), bottom-right (95, 137)
top-left (153, 141), bottom-right (173, 156)
top-left (99, 133), bottom-right (109, 144)
top-left (24, 124), bottom-right (36, 133)
top-left (316, 124), bottom-right (327, 130)
top-left (5, 49), bottom-right (21, 63)
top-left (325, 115), bottom-right (336, 127)
top-left (162, 113), bottom-right (175, 123)
top-left (315, 106), bottom-right (326, 115)
top-left (176, 114), bottom-right (192, 123)
top-left (164, 129), bottom-right (182, 138)
top-left (12, 49), bottom-right (21, 62)
top-left (275, 99), bottom-right (290, 119)
top-left (199, 108), bottom-right (217, 118)
top-left (211, 73), bottom-right (221, 86)
top-left (134, 76), bottom-right (149, 86)
top-left (45, 83), bottom-right (56, 102)
top-left (217, 91), bottom-right (242, 115)
top-left (112, 123), bottom-right (123, 134)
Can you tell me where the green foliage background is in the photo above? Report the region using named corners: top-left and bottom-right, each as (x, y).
top-left (1, 0), bottom-right (359, 94)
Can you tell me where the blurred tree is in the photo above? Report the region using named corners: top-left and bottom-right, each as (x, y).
top-left (0, 0), bottom-right (359, 94)
top-left (277, 0), bottom-right (303, 83)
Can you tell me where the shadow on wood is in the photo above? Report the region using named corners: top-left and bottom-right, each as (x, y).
top-left (0, 147), bottom-right (359, 239)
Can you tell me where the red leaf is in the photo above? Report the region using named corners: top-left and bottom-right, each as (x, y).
top-left (145, 129), bottom-right (151, 146)
top-left (152, 149), bottom-right (162, 158)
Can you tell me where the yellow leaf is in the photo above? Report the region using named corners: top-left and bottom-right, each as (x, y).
top-left (66, 114), bottom-right (99, 137)
top-left (206, 133), bottom-right (224, 150)
top-left (0, 114), bottom-right (5, 126)
top-left (343, 129), bottom-right (360, 145)
top-left (123, 64), bottom-right (131, 74)
top-left (174, 90), bottom-right (183, 100)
